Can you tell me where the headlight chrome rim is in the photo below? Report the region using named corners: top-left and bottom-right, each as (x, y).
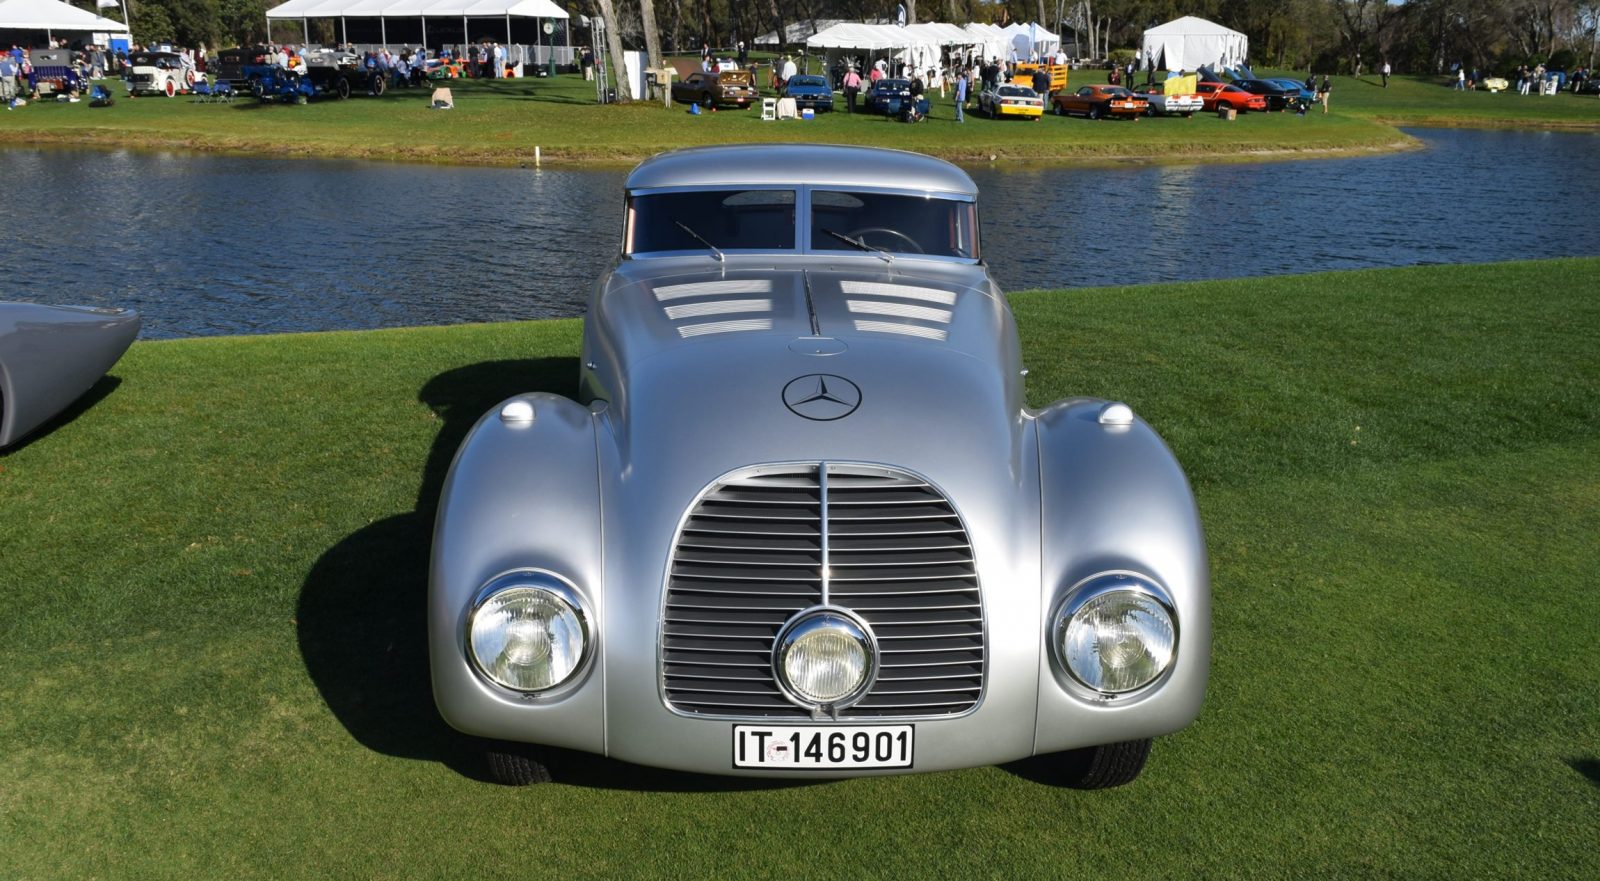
top-left (465, 570), bottom-right (594, 695)
top-left (1052, 572), bottom-right (1178, 697)
top-left (772, 607), bottom-right (878, 711)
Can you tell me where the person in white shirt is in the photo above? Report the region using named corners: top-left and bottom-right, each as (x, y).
top-left (780, 55), bottom-right (797, 83)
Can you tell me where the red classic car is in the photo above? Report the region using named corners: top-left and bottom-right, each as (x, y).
top-left (1050, 85), bottom-right (1148, 120)
top-left (1194, 81), bottom-right (1267, 113)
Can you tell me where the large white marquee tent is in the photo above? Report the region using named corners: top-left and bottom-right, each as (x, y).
top-left (804, 21), bottom-right (981, 83)
top-left (264, 0), bottom-right (567, 48)
top-left (0, 0), bottom-right (128, 38)
top-left (1140, 16), bottom-right (1247, 72)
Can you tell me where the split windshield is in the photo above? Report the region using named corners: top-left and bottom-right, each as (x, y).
top-left (627, 189), bottom-right (978, 259)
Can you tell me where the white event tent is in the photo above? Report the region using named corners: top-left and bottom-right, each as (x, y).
top-left (264, 0), bottom-right (567, 49)
top-left (0, 0), bottom-right (128, 40)
top-left (804, 21), bottom-right (979, 77)
top-left (1000, 22), bottom-right (1058, 60)
top-left (1141, 16), bottom-right (1247, 72)
top-left (962, 22), bottom-right (1007, 61)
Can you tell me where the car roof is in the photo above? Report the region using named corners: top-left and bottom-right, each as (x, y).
top-left (627, 145), bottom-right (978, 197)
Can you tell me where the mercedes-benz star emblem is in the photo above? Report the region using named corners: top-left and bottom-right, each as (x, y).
top-left (783, 374), bottom-right (862, 421)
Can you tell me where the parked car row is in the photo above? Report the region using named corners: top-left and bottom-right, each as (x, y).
top-left (669, 68), bottom-right (1319, 122)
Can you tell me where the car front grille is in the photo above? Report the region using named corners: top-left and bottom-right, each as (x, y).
top-left (662, 463), bottom-right (985, 719)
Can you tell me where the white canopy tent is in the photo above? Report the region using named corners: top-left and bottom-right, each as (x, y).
top-left (1140, 16), bottom-right (1247, 72)
top-left (0, 0), bottom-right (128, 37)
top-left (804, 21), bottom-right (976, 83)
top-left (264, 0), bottom-right (567, 49)
top-left (962, 23), bottom-right (1007, 62)
top-left (1000, 22), bottom-right (1058, 60)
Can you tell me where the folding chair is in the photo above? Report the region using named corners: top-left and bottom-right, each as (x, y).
top-left (213, 81), bottom-right (234, 102)
top-left (761, 97), bottom-right (776, 120)
top-left (190, 78), bottom-right (214, 103)
top-left (430, 86), bottom-right (454, 109)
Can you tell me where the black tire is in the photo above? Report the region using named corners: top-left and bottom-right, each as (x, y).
top-left (485, 743), bottom-right (553, 786)
top-left (700, 93), bottom-right (712, 109)
top-left (1047, 739), bottom-right (1152, 789)
top-left (248, 77), bottom-right (263, 99)
top-left (1053, 101), bottom-right (1065, 116)
top-left (1089, 104), bottom-right (1102, 120)
top-left (371, 74), bottom-right (387, 97)
top-left (335, 75), bottom-right (351, 100)
top-left (1183, 111), bottom-right (1193, 118)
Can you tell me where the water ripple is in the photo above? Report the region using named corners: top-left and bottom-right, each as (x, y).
top-left (3, 128), bottom-right (1598, 339)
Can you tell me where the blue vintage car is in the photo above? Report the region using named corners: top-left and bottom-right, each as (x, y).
top-left (863, 78), bottom-right (929, 119)
top-left (782, 73), bottom-right (834, 111)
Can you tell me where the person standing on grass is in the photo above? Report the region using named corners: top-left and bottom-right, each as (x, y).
top-left (0, 54), bottom-right (16, 108)
top-left (954, 69), bottom-right (966, 122)
top-left (1455, 65), bottom-right (1464, 90)
top-left (843, 65), bottom-right (861, 113)
top-left (1381, 60), bottom-right (1390, 88)
top-left (1318, 75), bottom-right (1331, 113)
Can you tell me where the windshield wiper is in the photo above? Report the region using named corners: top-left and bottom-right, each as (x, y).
top-left (674, 221), bottom-right (724, 262)
top-left (821, 227), bottom-right (893, 265)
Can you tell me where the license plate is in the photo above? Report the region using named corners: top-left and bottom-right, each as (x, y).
top-left (732, 724), bottom-right (913, 769)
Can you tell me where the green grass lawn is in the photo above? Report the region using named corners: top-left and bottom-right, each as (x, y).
top-left (3, 69), bottom-right (1593, 165)
top-left (2, 259), bottom-right (1597, 878)
top-left (0, 70), bottom-right (1413, 165)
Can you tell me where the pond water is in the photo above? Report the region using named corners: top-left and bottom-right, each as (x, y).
top-left (4, 127), bottom-right (1597, 339)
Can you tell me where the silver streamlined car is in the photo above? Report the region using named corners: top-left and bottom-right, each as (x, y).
top-left (0, 302), bottom-right (140, 448)
top-left (430, 145), bottom-right (1209, 788)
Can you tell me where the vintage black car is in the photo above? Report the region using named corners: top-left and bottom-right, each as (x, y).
top-left (303, 52), bottom-right (387, 99)
top-left (211, 46), bottom-right (277, 93)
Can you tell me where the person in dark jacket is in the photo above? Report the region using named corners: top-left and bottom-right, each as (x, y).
top-left (1031, 66), bottom-right (1051, 98)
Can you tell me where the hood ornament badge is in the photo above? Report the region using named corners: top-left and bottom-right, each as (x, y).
top-left (783, 374), bottom-right (861, 421)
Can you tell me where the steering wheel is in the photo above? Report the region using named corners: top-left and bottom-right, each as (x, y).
top-left (843, 227), bottom-right (924, 254)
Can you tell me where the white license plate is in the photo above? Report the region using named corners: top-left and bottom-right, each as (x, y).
top-left (732, 725), bottom-right (913, 769)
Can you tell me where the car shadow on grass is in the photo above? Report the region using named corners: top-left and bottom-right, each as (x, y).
top-left (1570, 757), bottom-right (1600, 789)
top-left (295, 356), bottom-right (819, 792)
top-left (0, 375), bottom-right (121, 456)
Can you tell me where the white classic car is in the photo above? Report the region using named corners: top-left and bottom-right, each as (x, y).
top-left (429, 145), bottom-right (1210, 788)
top-left (1133, 84), bottom-right (1205, 116)
top-left (127, 50), bottom-right (195, 97)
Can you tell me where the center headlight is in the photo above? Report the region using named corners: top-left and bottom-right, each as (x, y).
top-left (775, 612), bottom-right (875, 707)
top-left (1055, 574), bottom-right (1177, 695)
top-left (467, 573), bottom-right (590, 693)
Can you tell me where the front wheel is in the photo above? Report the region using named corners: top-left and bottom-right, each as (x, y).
top-left (371, 74), bottom-right (387, 97)
top-left (485, 742), bottom-right (552, 786)
top-left (249, 77), bottom-right (264, 99)
top-left (1041, 739), bottom-right (1152, 789)
top-left (700, 93), bottom-right (712, 109)
top-left (163, 79), bottom-right (176, 98)
top-left (335, 75), bottom-right (351, 100)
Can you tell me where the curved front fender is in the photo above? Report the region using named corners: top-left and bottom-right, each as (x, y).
top-left (1031, 398), bottom-right (1210, 753)
top-left (428, 392), bottom-right (607, 753)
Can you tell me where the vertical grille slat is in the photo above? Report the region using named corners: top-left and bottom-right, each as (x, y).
top-left (663, 463), bottom-right (985, 719)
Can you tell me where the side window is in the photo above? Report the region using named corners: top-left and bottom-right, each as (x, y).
top-left (1078, 87), bottom-right (1092, 96)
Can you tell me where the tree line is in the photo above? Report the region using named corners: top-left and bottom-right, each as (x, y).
top-left (78, 0), bottom-right (1600, 85)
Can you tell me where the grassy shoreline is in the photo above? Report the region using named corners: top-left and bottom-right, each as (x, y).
top-left (2, 259), bottom-right (1597, 878)
top-left (7, 71), bottom-right (1590, 167)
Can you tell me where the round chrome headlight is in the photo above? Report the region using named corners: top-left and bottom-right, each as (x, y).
top-left (775, 612), bottom-right (875, 707)
top-left (1055, 574), bottom-right (1177, 695)
top-left (467, 573), bottom-right (590, 693)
